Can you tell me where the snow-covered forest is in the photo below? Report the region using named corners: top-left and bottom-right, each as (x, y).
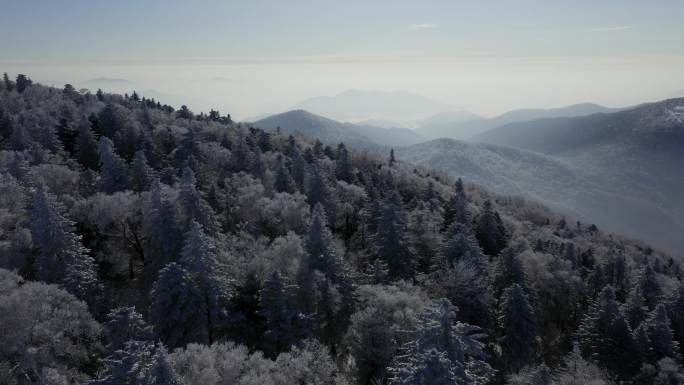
top-left (0, 74), bottom-right (683, 384)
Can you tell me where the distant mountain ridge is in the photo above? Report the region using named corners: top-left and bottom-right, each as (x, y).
top-left (416, 103), bottom-right (620, 140)
top-left (253, 109), bottom-right (426, 149)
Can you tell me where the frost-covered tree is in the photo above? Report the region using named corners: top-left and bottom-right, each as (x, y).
top-left (439, 222), bottom-right (483, 270)
top-left (306, 159), bottom-right (335, 217)
top-left (444, 178), bottom-right (470, 228)
top-left (259, 271), bottom-right (310, 357)
top-left (75, 115), bottom-right (100, 170)
top-left (0, 270), bottom-right (102, 384)
top-left (576, 285), bottom-right (640, 379)
top-left (634, 303), bottom-right (681, 363)
top-left (150, 262), bottom-right (208, 349)
top-left (493, 247), bottom-right (527, 297)
top-left (373, 189), bottom-right (414, 280)
top-left (104, 306), bottom-right (153, 354)
top-left (388, 298), bottom-right (494, 385)
top-left (475, 199), bottom-right (508, 256)
top-left (335, 142), bottom-right (355, 183)
top-left (407, 201), bottom-right (443, 273)
top-left (87, 340), bottom-right (154, 385)
top-left (29, 184), bottom-right (101, 305)
top-left (273, 154), bottom-right (295, 193)
top-left (143, 179), bottom-right (184, 277)
top-left (145, 344), bottom-right (183, 385)
top-left (179, 167), bottom-right (219, 236)
top-left (98, 136), bottom-right (128, 193)
top-left (130, 149), bottom-right (153, 192)
top-left (180, 221), bottom-right (232, 344)
top-left (498, 283), bottom-right (538, 373)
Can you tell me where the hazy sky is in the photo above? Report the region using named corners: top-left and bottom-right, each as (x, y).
top-left (2, 0), bottom-right (684, 119)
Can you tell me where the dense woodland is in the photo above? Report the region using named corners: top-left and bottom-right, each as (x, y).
top-left (0, 73), bottom-right (683, 384)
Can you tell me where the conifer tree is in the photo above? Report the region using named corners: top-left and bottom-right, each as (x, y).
top-left (475, 199), bottom-right (508, 256)
top-left (439, 222), bottom-right (483, 270)
top-left (143, 179), bottom-right (184, 276)
top-left (335, 142), bottom-right (355, 183)
top-left (29, 184), bottom-right (101, 305)
top-left (150, 262), bottom-right (208, 349)
top-left (259, 271), bottom-right (310, 357)
top-left (635, 304), bottom-right (681, 363)
top-left (104, 306), bottom-right (153, 355)
top-left (373, 189), bottom-right (414, 280)
top-left (273, 154), bottom-right (295, 193)
top-left (179, 167), bottom-right (219, 236)
top-left (388, 298), bottom-right (494, 385)
top-left (75, 115), bottom-right (100, 170)
top-left (98, 136), bottom-right (128, 193)
top-left (576, 286), bottom-right (640, 379)
top-left (146, 344), bottom-right (183, 385)
top-left (130, 149), bottom-right (153, 192)
top-left (180, 221), bottom-right (231, 344)
top-left (498, 283), bottom-right (538, 373)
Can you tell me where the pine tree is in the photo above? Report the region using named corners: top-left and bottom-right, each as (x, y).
top-left (475, 199), bottom-right (508, 256)
top-left (75, 115), bottom-right (100, 170)
top-left (29, 184), bottom-right (101, 305)
top-left (145, 344), bottom-right (183, 385)
top-left (15, 74), bottom-right (32, 93)
top-left (498, 283), bottom-right (538, 373)
top-left (150, 262), bottom-right (208, 349)
top-left (104, 306), bottom-right (153, 354)
top-left (408, 201), bottom-right (443, 273)
top-left (180, 221), bottom-right (231, 344)
top-left (388, 298), bottom-right (494, 385)
top-left (98, 136), bottom-right (128, 193)
top-left (306, 160), bottom-right (334, 217)
top-left (335, 142), bottom-right (355, 183)
top-left (439, 222), bottom-right (483, 270)
top-left (130, 149), bottom-right (153, 192)
top-left (87, 340), bottom-right (154, 385)
top-left (493, 248), bottom-right (527, 297)
top-left (636, 304), bottom-right (681, 363)
top-left (373, 189), bottom-right (415, 280)
top-left (576, 286), bottom-right (640, 379)
top-left (303, 204), bottom-right (339, 278)
top-left (273, 154), bottom-right (295, 193)
top-left (143, 179), bottom-right (184, 277)
top-left (179, 167), bottom-right (219, 236)
top-left (290, 143), bottom-right (308, 189)
top-left (3, 72), bottom-right (14, 91)
top-left (667, 285), bottom-right (684, 354)
top-left (259, 271), bottom-right (310, 357)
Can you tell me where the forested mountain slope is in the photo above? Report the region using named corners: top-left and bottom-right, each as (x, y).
top-left (1, 74), bottom-right (683, 385)
top-left (398, 138), bottom-right (684, 256)
top-left (472, 98), bottom-right (684, 254)
top-left (253, 109), bottom-right (426, 148)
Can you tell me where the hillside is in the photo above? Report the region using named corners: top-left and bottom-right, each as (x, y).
top-left (0, 76), bottom-right (683, 385)
top-left (398, 139), bottom-right (684, 255)
top-left (472, 98), bottom-right (684, 254)
top-left (253, 109), bottom-right (426, 148)
top-left (416, 103), bottom-right (619, 140)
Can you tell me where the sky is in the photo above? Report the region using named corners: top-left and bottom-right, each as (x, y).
top-left (2, 0), bottom-right (684, 120)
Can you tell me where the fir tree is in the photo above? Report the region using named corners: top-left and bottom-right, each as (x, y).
top-left (179, 167), bottom-right (219, 236)
top-left (259, 271), bottom-right (310, 357)
top-left (98, 136), bottom-right (128, 193)
top-left (498, 283), bottom-right (538, 373)
top-left (475, 199), bottom-right (508, 256)
top-left (335, 142), bottom-right (355, 183)
top-left (130, 149), bottom-right (153, 192)
top-left (104, 306), bottom-right (153, 354)
top-left (75, 115), bottom-right (100, 170)
top-left (146, 344), bottom-right (183, 385)
top-left (373, 189), bottom-right (415, 280)
top-left (576, 286), bottom-right (640, 379)
top-left (439, 222), bottom-right (483, 270)
top-left (150, 262), bottom-right (208, 349)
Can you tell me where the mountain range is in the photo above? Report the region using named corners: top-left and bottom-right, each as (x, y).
top-left (252, 99), bottom-right (684, 255)
top-left (415, 103), bottom-right (621, 140)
